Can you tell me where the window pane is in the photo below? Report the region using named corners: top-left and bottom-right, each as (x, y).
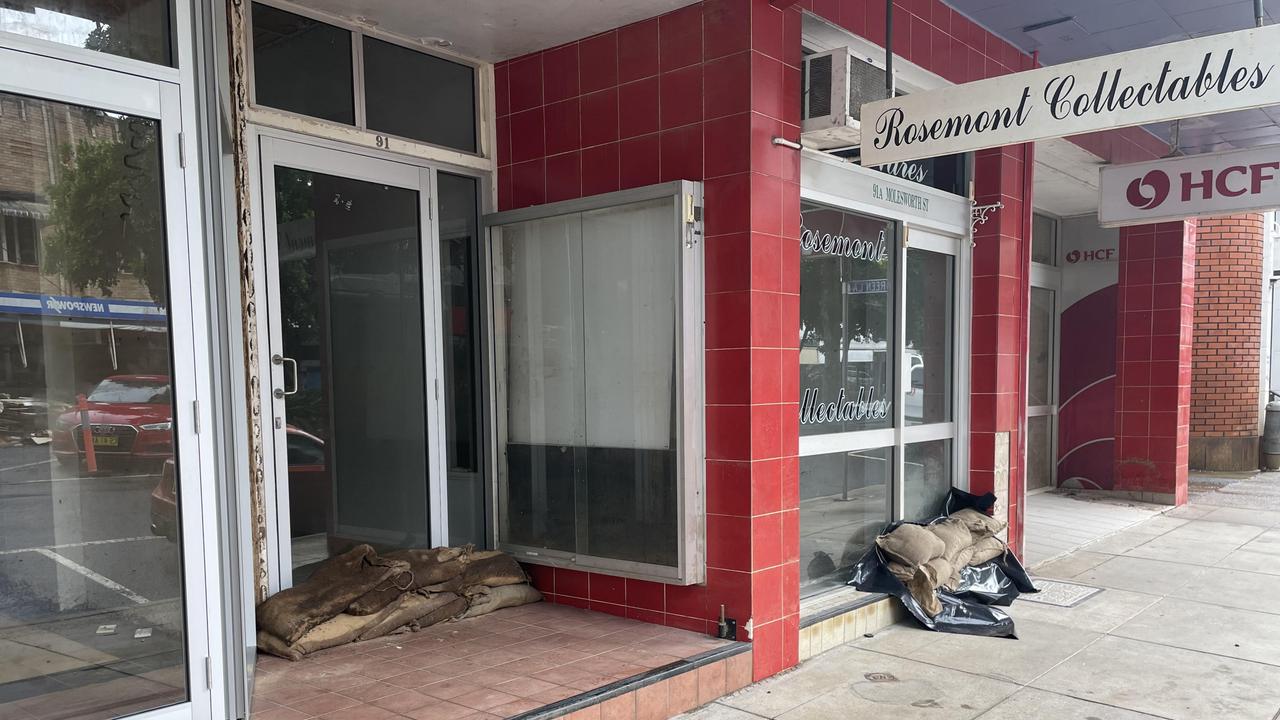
top-left (905, 248), bottom-right (953, 425)
top-left (0, 93), bottom-right (187, 717)
top-left (439, 172), bottom-right (485, 547)
top-left (800, 202), bottom-right (895, 435)
top-left (1032, 213), bottom-right (1056, 265)
top-left (272, 167), bottom-right (430, 584)
top-left (904, 439), bottom-right (952, 521)
top-left (1029, 287), bottom-right (1054, 407)
top-left (1027, 415), bottom-right (1053, 491)
top-left (800, 446), bottom-right (891, 598)
top-left (364, 37), bottom-right (477, 152)
top-left (0, 0), bottom-right (172, 66)
top-left (496, 197), bottom-right (680, 568)
top-left (252, 2), bottom-right (354, 125)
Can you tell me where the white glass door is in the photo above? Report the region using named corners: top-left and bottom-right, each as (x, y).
top-left (0, 47), bottom-right (214, 720)
top-left (257, 137), bottom-right (447, 590)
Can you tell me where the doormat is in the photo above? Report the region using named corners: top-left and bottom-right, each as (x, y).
top-left (1020, 579), bottom-right (1103, 608)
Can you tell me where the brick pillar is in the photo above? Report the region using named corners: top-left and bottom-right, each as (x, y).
top-left (1115, 220), bottom-right (1195, 505)
top-left (1190, 213), bottom-right (1263, 471)
top-left (970, 144), bottom-right (1032, 557)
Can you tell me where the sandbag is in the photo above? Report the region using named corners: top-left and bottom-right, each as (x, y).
top-left (886, 560), bottom-right (915, 583)
top-left (256, 545), bottom-right (408, 644)
top-left (358, 592), bottom-right (465, 640)
top-left (906, 568), bottom-right (942, 617)
top-left (458, 583), bottom-right (542, 619)
top-left (927, 518), bottom-right (974, 566)
top-left (969, 536), bottom-right (1007, 565)
top-left (348, 547), bottom-right (465, 615)
top-left (256, 630), bottom-right (302, 662)
top-left (875, 524), bottom-right (945, 568)
top-left (426, 550), bottom-right (527, 593)
top-left (950, 508), bottom-right (1007, 538)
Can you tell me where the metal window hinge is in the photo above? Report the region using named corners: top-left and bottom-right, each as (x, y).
top-left (435, 379), bottom-right (440, 400)
top-left (192, 400), bottom-right (200, 434)
top-left (204, 657), bottom-right (212, 689)
top-left (178, 132), bottom-right (187, 168)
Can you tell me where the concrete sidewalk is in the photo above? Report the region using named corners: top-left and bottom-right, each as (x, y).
top-left (683, 472), bottom-right (1280, 720)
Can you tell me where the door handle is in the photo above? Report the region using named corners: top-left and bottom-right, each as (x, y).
top-left (271, 354), bottom-right (299, 398)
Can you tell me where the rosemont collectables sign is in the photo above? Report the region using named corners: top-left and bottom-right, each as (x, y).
top-left (1098, 144), bottom-right (1280, 227)
top-left (858, 24), bottom-right (1280, 166)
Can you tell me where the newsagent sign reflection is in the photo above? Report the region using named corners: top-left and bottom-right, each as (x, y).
top-left (858, 24), bottom-right (1280, 166)
top-left (1098, 144), bottom-right (1280, 227)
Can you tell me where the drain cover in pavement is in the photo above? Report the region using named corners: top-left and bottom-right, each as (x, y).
top-left (1020, 579), bottom-right (1103, 608)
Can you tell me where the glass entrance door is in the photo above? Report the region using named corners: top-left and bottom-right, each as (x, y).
top-left (0, 48), bottom-right (213, 720)
top-left (259, 137), bottom-right (445, 588)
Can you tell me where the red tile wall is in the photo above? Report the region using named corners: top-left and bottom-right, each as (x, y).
top-left (1115, 220), bottom-right (1196, 504)
top-left (1191, 214), bottom-right (1264, 438)
top-left (496, 0), bottom-right (802, 683)
top-left (968, 143), bottom-right (1032, 557)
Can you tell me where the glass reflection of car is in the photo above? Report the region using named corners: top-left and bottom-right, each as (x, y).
top-left (149, 426), bottom-right (329, 541)
top-left (51, 375), bottom-right (173, 470)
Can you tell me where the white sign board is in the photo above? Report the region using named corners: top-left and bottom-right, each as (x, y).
top-left (859, 25), bottom-right (1280, 166)
top-left (1098, 145), bottom-right (1280, 227)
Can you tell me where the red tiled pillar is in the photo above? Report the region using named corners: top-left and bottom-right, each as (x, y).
top-left (969, 144), bottom-right (1032, 557)
top-left (496, 0), bottom-right (803, 683)
top-left (1115, 220), bottom-right (1195, 505)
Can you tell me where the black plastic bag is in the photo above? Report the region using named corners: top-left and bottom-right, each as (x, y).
top-left (847, 488), bottom-right (1038, 638)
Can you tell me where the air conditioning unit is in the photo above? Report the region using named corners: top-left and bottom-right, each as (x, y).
top-left (801, 47), bottom-right (889, 150)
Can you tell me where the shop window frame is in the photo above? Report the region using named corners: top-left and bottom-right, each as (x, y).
top-left (482, 180), bottom-right (706, 585)
top-left (245, 0), bottom-right (485, 161)
top-left (798, 153), bottom-right (971, 599)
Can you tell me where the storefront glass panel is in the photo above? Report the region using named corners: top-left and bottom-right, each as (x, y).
top-left (904, 439), bottom-right (953, 521)
top-left (905, 248), bottom-right (953, 426)
top-left (438, 172), bottom-right (485, 546)
top-left (1029, 287), bottom-right (1054, 407)
top-left (0, 0), bottom-right (172, 66)
top-left (1027, 415), bottom-right (1053, 492)
top-left (251, 2), bottom-right (354, 125)
top-left (0, 91), bottom-right (187, 717)
top-left (364, 37), bottom-right (477, 153)
top-left (494, 196), bottom-right (681, 569)
top-left (1032, 212), bottom-right (1057, 266)
top-left (272, 166), bottom-right (430, 583)
top-left (799, 447), bottom-right (891, 597)
top-left (800, 202), bottom-right (895, 436)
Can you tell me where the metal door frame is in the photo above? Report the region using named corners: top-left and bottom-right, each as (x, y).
top-left (255, 134), bottom-right (447, 590)
top-left (0, 46), bottom-right (218, 720)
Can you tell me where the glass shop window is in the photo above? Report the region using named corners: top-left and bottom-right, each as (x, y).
top-left (489, 183), bottom-right (703, 584)
top-left (0, 0), bottom-right (173, 66)
top-left (250, 2), bottom-right (479, 154)
top-left (799, 205), bottom-right (895, 436)
top-left (1032, 212), bottom-right (1057, 266)
top-left (798, 200), bottom-right (961, 599)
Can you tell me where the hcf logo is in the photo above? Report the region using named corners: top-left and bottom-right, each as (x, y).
top-left (1126, 162), bottom-right (1280, 210)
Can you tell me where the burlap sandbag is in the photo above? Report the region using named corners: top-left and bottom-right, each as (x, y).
top-left (875, 524), bottom-right (945, 568)
top-left (256, 545), bottom-right (408, 644)
top-left (425, 550), bottom-right (527, 593)
top-left (458, 583), bottom-right (542, 619)
top-left (357, 592), bottom-right (465, 640)
top-left (256, 630), bottom-right (303, 661)
top-left (950, 508), bottom-right (1007, 539)
top-left (886, 560), bottom-right (915, 583)
top-left (906, 568), bottom-right (943, 617)
top-left (926, 518), bottom-right (975, 566)
top-left (348, 547), bottom-right (466, 615)
top-left (969, 536), bottom-right (1007, 565)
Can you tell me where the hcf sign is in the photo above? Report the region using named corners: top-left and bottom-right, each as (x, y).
top-left (1098, 145), bottom-right (1280, 227)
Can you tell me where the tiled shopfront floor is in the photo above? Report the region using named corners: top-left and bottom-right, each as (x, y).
top-left (251, 602), bottom-right (735, 719)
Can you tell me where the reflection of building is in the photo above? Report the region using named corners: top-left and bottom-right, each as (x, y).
top-left (0, 93), bottom-right (166, 409)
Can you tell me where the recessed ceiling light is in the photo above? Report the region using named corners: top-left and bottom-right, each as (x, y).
top-left (351, 15), bottom-right (378, 27)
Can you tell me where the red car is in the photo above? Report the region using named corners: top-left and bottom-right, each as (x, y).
top-left (51, 374), bottom-right (174, 470)
top-left (150, 426), bottom-right (329, 541)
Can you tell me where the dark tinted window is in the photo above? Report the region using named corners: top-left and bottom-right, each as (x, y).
top-left (363, 36), bottom-right (476, 152)
top-left (252, 2), bottom-right (354, 124)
